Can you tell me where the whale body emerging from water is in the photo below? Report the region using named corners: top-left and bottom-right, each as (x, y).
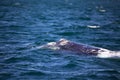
top-left (39, 39), bottom-right (120, 58)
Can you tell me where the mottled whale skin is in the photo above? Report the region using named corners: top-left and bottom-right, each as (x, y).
top-left (38, 39), bottom-right (120, 58)
top-left (40, 39), bottom-right (110, 55)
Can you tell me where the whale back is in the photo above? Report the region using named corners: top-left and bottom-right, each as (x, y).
top-left (56, 39), bottom-right (101, 55)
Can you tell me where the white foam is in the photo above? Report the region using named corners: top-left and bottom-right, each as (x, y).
top-left (14, 2), bottom-right (21, 6)
top-left (97, 50), bottom-right (120, 58)
top-left (99, 9), bottom-right (106, 12)
top-left (47, 42), bottom-right (56, 46)
top-left (87, 25), bottom-right (100, 28)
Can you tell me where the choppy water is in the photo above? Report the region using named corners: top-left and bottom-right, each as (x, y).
top-left (0, 0), bottom-right (120, 80)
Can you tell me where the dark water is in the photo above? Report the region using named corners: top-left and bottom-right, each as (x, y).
top-left (0, 0), bottom-right (120, 80)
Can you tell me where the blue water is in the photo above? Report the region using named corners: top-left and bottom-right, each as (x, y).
top-left (0, 0), bottom-right (120, 80)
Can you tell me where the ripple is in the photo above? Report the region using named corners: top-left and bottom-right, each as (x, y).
top-left (0, 72), bottom-right (13, 80)
top-left (0, 0), bottom-right (120, 80)
top-left (20, 70), bottom-right (46, 76)
top-left (4, 55), bottom-right (35, 64)
top-left (56, 32), bottom-right (80, 36)
top-left (62, 61), bottom-right (77, 68)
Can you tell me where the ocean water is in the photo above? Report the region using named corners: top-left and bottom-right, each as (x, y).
top-left (0, 0), bottom-right (120, 80)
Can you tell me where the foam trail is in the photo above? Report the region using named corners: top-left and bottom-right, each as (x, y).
top-left (30, 45), bottom-right (46, 51)
top-left (97, 50), bottom-right (120, 58)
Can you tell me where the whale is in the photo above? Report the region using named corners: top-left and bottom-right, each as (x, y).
top-left (39, 38), bottom-right (120, 58)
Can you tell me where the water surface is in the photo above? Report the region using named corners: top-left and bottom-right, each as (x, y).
top-left (0, 0), bottom-right (120, 80)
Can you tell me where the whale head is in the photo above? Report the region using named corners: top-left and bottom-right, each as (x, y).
top-left (39, 38), bottom-right (70, 50)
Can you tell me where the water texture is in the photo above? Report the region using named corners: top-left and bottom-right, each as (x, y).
top-left (0, 0), bottom-right (120, 80)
